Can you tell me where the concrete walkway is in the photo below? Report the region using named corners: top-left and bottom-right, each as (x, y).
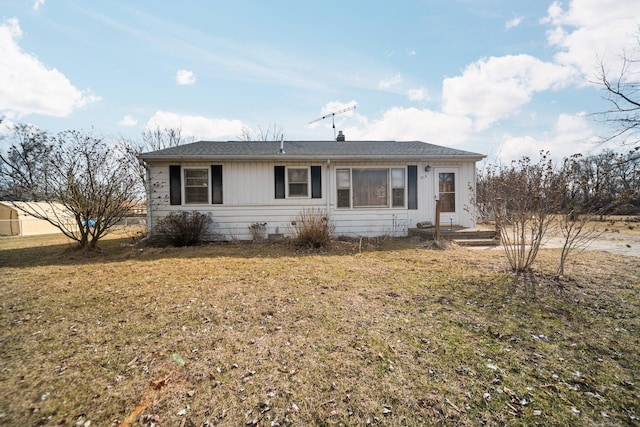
top-left (543, 233), bottom-right (640, 258)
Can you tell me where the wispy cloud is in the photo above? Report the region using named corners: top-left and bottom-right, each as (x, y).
top-left (118, 114), bottom-right (137, 126)
top-left (77, 4), bottom-right (336, 93)
top-left (32, 0), bottom-right (46, 11)
top-left (378, 73), bottom-right (403, 90)
top-left (407, 87), bottom-right (429, 102)
top-left (505, 16), bottom-right (523, 30)
top-left (146, 111), bottom-right (245, 139)
top-left (176, 69), bottom-right (196, 85)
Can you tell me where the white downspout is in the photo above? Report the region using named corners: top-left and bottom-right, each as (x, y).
top-left (145, 166), bottom-right (152, 232)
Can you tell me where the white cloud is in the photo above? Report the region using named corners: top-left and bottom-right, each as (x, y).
top-left (407, 87), bottom-right (429, 102)
top-left (378, 73), bottom-right (403, 90)
top-left (543, 0), bottom-right (640, 80)
top-left (32, 0), bottom-right (46, 11)
top-left (0, 18), bottom-right (100, 118)
top-left (496, 135), bottom-right (541, 162)
top-left (176, 69), bottom-right (196, 85)
top-left (308, 100), bottom-right (359, 129)
top-left (308, 102), bottom-right (474, 146)
top-left (505, 16), bottom-right (523, 30)
top-left (406, 49), bottom-right (416, 56)
top-left (118, 114), bottom-right (138, 127)
top-left (146, 111), bottom-right (245, 139)
top-left (442, 54), bottom-right (576, 130)
top-left (497, 112), bottom-right (600, 162)
top-left (345, 107), bottom-right (473, 147)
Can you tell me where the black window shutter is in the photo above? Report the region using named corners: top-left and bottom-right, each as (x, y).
top-left (311, 166), bottom-right (322, 198)
top-left (274, 166), bottom-right (285, 199)
top-left (408, 165), bottom-right (418, 210)
top-left (211, 165), bottom-right (223, 204)
top-left (169, 165), bottom-right (181, 205)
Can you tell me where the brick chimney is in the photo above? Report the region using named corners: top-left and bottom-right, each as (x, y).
top-left (336, 130), bottom-right (345, 142)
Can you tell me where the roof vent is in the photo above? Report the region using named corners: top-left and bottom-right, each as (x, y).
top-left (336, 130), bottom-right (345, 142)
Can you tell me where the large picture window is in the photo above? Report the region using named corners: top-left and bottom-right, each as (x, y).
top-left (337, 167), bottom-right (409, 209)
top-left (184, 168), bottom-right (209, 204)
top-left (353, 169), bottom-right (388, 207)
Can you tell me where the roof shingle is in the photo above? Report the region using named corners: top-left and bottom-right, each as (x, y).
top-left (139, 140), bottom-right (484, 161)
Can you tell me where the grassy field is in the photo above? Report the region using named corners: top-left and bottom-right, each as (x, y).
top-left (1, 230), bottom-right (639, 426)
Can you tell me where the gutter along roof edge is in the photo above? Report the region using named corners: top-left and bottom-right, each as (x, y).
top-left (139, 154), bottom-right (486, 162)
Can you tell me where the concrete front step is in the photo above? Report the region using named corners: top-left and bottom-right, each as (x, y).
top-left (453, 238), bottom-right (500, 247)
top-left (409, 228), bottom-right (498, 241)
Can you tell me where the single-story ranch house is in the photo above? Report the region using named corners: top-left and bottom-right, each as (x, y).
top-left (139, 135), bottom-right (485, 241)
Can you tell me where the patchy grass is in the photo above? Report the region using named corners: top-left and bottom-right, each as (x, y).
top-left (1, 233), bottom-right (639, 426)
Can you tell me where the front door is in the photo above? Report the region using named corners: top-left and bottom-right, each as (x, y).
top-left (435, 168), bottom-right (458, 226)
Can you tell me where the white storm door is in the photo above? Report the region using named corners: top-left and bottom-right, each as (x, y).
top-left (435, 168), bottom-right (459, 226)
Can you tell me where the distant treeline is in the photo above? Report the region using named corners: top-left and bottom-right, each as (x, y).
top-left (478, 149), bottom-right (640, 217)
top-left (565, 150), bottom-right (640, 215)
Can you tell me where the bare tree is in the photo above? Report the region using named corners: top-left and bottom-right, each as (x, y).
top-left (239, 122), bottom-right (286, 141)
top-left (554, 155), bottom-right (604, 276)
top-left (594, 34), bottom-right (640, 150)
top-left (475, 151), bottom-right (632, 277)
top-left (0, 126), bottom-right (139, 250)
top-left (474, 152), bottom-right (561, 272)
top-left (116, 125), bottom-right (194, 197)
top-left (568, 150), bottom-right (640, 216)
top-left (0, 124), bottom-right (50, 200)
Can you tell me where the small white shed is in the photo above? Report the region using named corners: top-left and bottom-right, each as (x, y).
top-left (0, 201), bottom-right (74, 236)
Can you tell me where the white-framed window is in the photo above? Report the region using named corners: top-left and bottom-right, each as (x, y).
top-left (336, 169), bottom-right (351, 208)
top-left (337, 167), bottom-right (406, 209)
top-left (184, 168), bottom-right (209, 204)
top-left (287, 167), bottom-right (309, 197)
top-left (391, 168), bottom-right (405, 208)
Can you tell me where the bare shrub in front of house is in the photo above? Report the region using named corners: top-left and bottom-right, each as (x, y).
top-left (248, 222), bottom-right (267, 241)
top-left (291, 208), bottom-right (335, 248)
top-left (150, 211), bottom-right (213, 247)
top-left (474, 152), bottom-right (561, 273)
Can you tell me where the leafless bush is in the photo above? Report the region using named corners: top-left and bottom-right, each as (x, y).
top-left (150, 211), bottom-right (213, 247)
top-left (474, 152), bottom-right (559, 272)
top-left (291, 208), bottom-right (335, 248)
top-left (248, 222), bottom-right (267, 241)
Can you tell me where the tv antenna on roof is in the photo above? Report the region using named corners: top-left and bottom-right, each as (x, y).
top-left (309, 105), bottom-right (356, 139)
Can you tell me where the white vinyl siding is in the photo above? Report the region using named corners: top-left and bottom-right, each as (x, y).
top-left (146, 159), bottom-right (479, 240)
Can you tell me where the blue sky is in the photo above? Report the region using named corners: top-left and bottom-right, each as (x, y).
top-left (1, 0), bottom-right (639, 161)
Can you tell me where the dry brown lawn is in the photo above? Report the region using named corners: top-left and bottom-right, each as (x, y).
top-left (0, 230), bottom-right (639, 426)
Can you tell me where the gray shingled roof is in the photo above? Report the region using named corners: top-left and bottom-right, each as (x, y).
top-left (139, 140), bottom-right (484, 161)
